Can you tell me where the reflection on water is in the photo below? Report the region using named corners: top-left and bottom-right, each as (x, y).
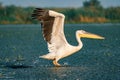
top-left (0, 24), bottom-right (120, 80)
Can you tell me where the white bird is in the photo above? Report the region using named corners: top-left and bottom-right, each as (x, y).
top-left (32, 8), bottom-right (104, 67)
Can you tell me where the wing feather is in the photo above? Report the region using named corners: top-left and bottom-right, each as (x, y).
top-left (32, 8), bottom-right (68, 53)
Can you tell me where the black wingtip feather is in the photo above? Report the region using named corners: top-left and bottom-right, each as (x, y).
top-left (31, 8), bottom-right (49, 20)
top-left (35, 8), bottom-right (44, 10)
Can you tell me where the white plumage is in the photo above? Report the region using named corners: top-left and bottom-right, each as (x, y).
top-left (32, 8), bottom-right (104, 66)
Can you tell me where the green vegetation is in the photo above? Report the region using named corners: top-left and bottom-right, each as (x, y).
top-left (0, 0), bottom-right (120, 24)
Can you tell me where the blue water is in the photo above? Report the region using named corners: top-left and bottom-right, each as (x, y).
top-left (0, 24), bottom-right (120, 80)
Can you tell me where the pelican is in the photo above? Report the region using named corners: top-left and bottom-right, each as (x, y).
top-left (32, 8), bottom-right (104, 67)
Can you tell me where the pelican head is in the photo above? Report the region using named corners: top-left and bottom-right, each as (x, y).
top-left (77, 30), bottom-right (105, 39)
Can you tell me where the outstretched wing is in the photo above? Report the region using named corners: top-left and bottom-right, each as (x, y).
top-left (32, 8), bottom-right (54, 43)
top-left (32, 8), bottom-right (68, 53)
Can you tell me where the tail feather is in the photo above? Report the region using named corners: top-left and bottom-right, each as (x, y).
top-left (39, 53), bottom-right (55, 60)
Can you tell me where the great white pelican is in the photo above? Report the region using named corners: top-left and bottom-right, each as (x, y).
top-left (32, 8), bottom-right (104, 67)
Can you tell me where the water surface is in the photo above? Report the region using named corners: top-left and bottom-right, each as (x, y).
top-left (0, 24), bottom-right (120, 80)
